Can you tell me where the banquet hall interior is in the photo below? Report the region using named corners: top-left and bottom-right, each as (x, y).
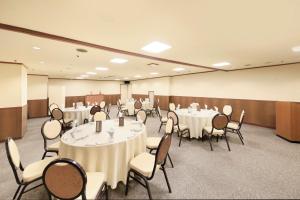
top-left (1, 0), bottom-right (300, 199)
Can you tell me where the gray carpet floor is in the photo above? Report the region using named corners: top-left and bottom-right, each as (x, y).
top-left (1, 106), bottom-right (300, 199)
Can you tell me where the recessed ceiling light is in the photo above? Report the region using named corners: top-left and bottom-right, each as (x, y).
top-left (292, 46), bottom-right (300, 52)
top-left (142, 41), bottom-right (171, 53)
top-left (80, 74), bottom-right (89, 77)
top-left (173, 67), bottom-right (185, 72)
top-left (96, 67), bottom-right (109, 71)
top-left (86, 72), bottom-right (97, 75)
top-left (110, 58), bottom-right (128, 64)
top-left (40, 61), bottom-right (45, 64)
top-left (134, 75), bottom-right (142, 78)
top-left (150, 72), bottom-right (159, 75)
top-left (33, 46), bottom-right (41, 50)
top-left (212, 62), bottom-right (231, 67)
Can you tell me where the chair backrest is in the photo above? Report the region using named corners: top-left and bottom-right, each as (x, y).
top-left (155, 134), bottom-right (172, 166)
top-left (100, 101), bottom-right (106, 109)
top-left (49, 103), bottom-right (59, 113)
top-left (134, 100), bottom-right (142, 109)
top-left (169, 103), bottom-right (175, 111)
top-left (167, 111), bottom-right (179, 126)
top-left (5, 138), bottom-right (23, 184)
top-left (214, 106), bottom-right (218, 112)
top-left (90, 105), bottom-right (101, 115)
top-left (165, 118), bottom-right (174, 134)
top-left (41, 119), bottom-right (62, 140)
top-left (239, 110), bottom-right (245, 125)
top-left (107, 103), bottom-right (112, 113)
top-left (94, 111), bottom-right (108, 121)
top-left (136, 109), bottom-right (147, 124)
top-left (51, 108), bottom-right (64, 121)
top-left (223, 105), bottom-right (233, 116)
top-left (204, 104), bottom-right (208, 109)
top-left (212, 114), bottom-right (229, 130)
top-left (157, 106), bottom-right (162, 118)
top-left (43, 158), bottom-right (87, 200)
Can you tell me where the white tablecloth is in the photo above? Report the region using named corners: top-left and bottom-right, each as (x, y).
top-left (125, 101), bottom-right (152, 115)
top-left (62, 106), bottom-right (91, 125)
top-left (176, 108), bottom-right (218, 138)
top-left (59, 119), bottom-right (147, 189)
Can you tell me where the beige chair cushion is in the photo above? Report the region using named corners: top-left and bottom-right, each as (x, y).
top-left (174, 124), bottom-right (188, 131)
top-left (203, 126), bottom-right (224, 136)
top-left (146, 137), bottom-right (161, 149)
top-left (161, 117), bottom-right (167, 122)
top-left (129, 152), bottom-right (155, 178)
top-left (63, 118), bottom-right (73, 124)
top-left (47, 141), bottom-right (60, 151)
top-left (22, 156), bottom-right (58, 182)
top-left (78, 172), bottom-right (106, 200)
top-left (227, 122), bottom-right (239, 130)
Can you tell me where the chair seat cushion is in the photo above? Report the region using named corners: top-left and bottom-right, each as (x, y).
top-left (47, 141), bottom-right (60, 151)
top-left (227, 122), bottom-right (239, 130)
top-left (161, 117), bottom-right (168, 122)
top-left (129, 152), bottom-right (155, 178)
top-left (146, 137), bottom-right (161, 149)
top-left (79, 172), bottom-right (106, 200)
top-left (203, 126), bottom-right (224, 136)
top-left (174, 124), bottom-right (188, 131)
top-left (64, 118), bottom-right (73, 124)
top-left (22, 156), bottom-right (58, 182)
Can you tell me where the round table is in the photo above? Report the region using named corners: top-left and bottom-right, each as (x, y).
top-left (62, 106), bottom-right (92, 125)
top-left (175, 108), bottom-right (218, 138)
top-left (59, 119), bottom-right (147, 189)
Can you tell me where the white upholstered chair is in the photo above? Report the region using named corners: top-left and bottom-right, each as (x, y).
top-left (157, 106), bottom-right (168, 132)
top-left (136, 109), bottom-right (147, 124)
top-left (5, 138), bottom-right (58, 200)
top-left (94, 111), bottom-right (109, 121)
top-left (168, 103), bottom-right (176, 111)
top-left (100, 101), bottom-right (106, 110)
top-left (223, 105), bottom-right (233, 120)
top-left (41, 119), bottom-right (62, 159)
top-left (167, 111), bottom-right (190, 147)
top-left (227, 110), bottom-right (245, 145)
top-left (134, 100), bottom-right (143, 115)
top-left (51, 108), bottom-right (73, 132)
top-left (43, 158), bottom-right (108, 200)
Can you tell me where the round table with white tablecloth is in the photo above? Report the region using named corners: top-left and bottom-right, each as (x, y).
top-left (62, 106), bottom-right (92, 125)
top-left (59, 119), bottom-right (147, 189)
top-left (175, 108), bottom-right (218, 139)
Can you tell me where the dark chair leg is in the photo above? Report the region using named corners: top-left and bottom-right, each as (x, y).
top-left (42, 151), bottom-right (47, 159)
top-left (125, 171), bottom-right (131, 196)
top-left (144, 178), bottom-right (152, 200)
top-left (47, 191), bottom-right (52, 200)
top-left (238, 130), bottom-right (244, 140)
top-left (158, 123), bottom-right (163, 133)
top-left (179, 132), bottom-right (183, 147)
top-left (167, 153), bottom-right (174, 168)
top-left (13, 185), bottom-right (22, 200)
top-left (17, 185), bottom-right (27, 200)
top-left (161, 167), bottom-right (172, 193)
top-left (224, 134), bottom-right (231, 151)
top-left (208, 135), bottom-right (213, 151)
top-left (105, 184), bottom-right (109, 200)
top-left (216, 135), bottom-right (219, 142)
top-left (237, 130), bottom-right (244, 145)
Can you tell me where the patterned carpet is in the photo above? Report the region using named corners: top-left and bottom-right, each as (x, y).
top-left (1, 106), bottom-right (300, 199)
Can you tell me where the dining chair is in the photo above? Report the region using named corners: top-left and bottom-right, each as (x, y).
top-left (117, 101), bottom-right (128, 117)
top-left (94, 111), bottom-right (110, 121)
top-left (223, 105), bottom-right (233, 120)
top-left (214, 106), bottom-right (219, 112)
top-left (136, 109), bottom-right (147, 124)
top-left (100, 101), bottom-right (106, 110)
top-left (167, 111), bottom-right (190, 147)
top-left (157, 106), bottom-right (168, 132)
top-left (226, 110), bottom-right (245, 145)
top-left (5, 138), bottom-right (58, 200)
top-left (51, 108), bottom-right (73, 132)
top-left (41, 119), bottom-right (62, 159)
top-left (125, 134), bottom-right (172, 200)
top-left (106, 103), bottom-right (112, 115)
top-left (134, 100), bottom-right (142, 115)
top-left (146, 118), bottom-right (174, 168)
top-left (43, 158), bottom-right (108, 200)
top-left (168, 103), bottom-right (176, 111)
top-left (90, 105), bottom-right (101, 115)
top-left (48, 103), bottom-right (59, 115)
top-left (202, 113), bottom-right (230, 151)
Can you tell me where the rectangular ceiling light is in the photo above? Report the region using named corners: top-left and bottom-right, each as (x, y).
top-left (173, 67), bottom-right (185, 72)
top-left (110, 58), bottom-right (128, 64)
top-left (142, 41), bottom-right (171, 53)
top-left (212, 62), bottom-right (231, 67)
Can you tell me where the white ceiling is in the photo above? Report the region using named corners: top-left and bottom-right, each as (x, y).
top-left (0, 0), bottom-right (300, 80)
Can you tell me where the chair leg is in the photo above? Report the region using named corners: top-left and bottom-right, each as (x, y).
top-left (238, 130), bottom-right (244, 140)
top-left (13, 185), bottom-right (22, 200)
top-left (224, 133), bottom-right (231, 151)
top-left (105, 183), bottom-right (109, 200)
top-left (158, 123), bottom-right (163, 133)
top-left (208, 135), bottom-right (213, 151)
top-left (144, 178), bottom-right (152, 200)
top-left (42, 151), bottom-right (47, 160)
top-left (47, 191), bottom-right (52, 200)
top-left (179, 132), bottom-right (183, 147)
top-left (161, 166), bottom-right (172, 193)
top-left (125, 171), bottom-right (131, 196)
top-left (216, 135), bottom-right (219, 142)
top-left (17, 185), bottom-right (27, 200)
top-left (167, 153), bottom-right (174, 168)
top-left (237, 130), bottom-right (244, 145)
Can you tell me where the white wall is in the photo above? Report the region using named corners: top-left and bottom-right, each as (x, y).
top-left (27, 75), bottom-right (48, 100)
top-left (170, 64), bottom-right (300, 102)
top-left (48, 79), bottom-right (121, 96)
top-left (131, 77), bottom-right (171, 96)
top-left (0, 63), bottom-right (27, 108)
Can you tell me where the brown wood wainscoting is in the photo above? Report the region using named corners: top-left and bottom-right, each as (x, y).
top-left (0, 105), bottom-right (27, 141)
top-left (27, 99), bottom-right (48, 118)
top-left (170, 96), bottom-right (276, 128)
top-left (65, 94), bottom-right (120, 108)
top-left (132, 94), bottom-right (170, 110)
